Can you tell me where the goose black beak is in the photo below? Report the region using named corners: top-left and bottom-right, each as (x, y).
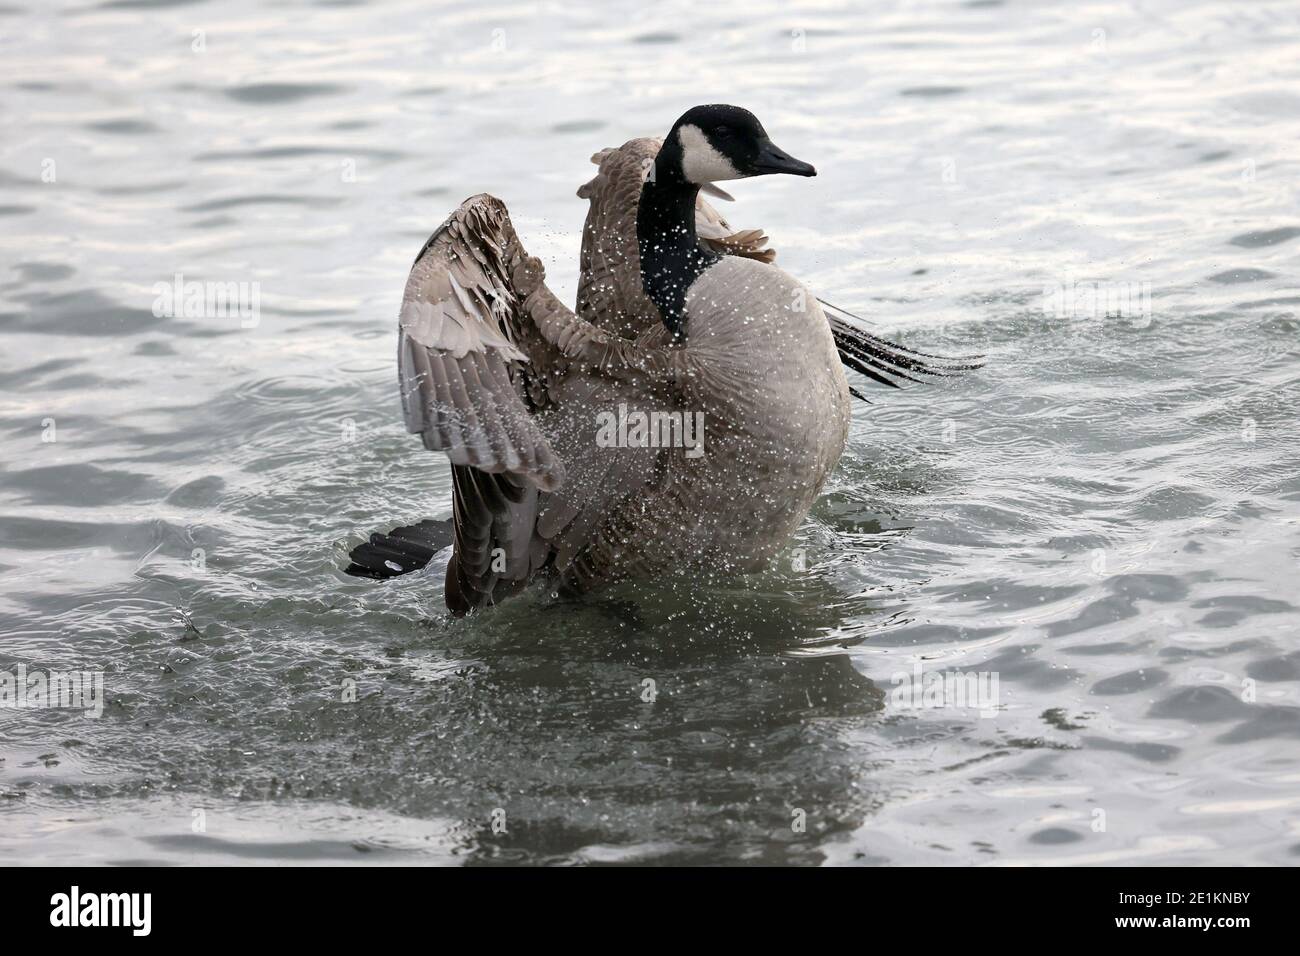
top-left (751, 139), bottom-right (817, 177)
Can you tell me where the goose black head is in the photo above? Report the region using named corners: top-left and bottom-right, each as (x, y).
top-left (660, 104), bottom-right (816, 184)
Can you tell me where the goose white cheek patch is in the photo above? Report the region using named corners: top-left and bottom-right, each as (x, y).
top-left (678, 124), bottom-right (743, 183)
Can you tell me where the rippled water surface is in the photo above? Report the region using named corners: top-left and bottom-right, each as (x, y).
top-left (2, 0), bottom-right (1299, 865)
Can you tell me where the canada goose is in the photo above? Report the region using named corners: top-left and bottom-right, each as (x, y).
top-left (346, 104), bottom-right (978, 613)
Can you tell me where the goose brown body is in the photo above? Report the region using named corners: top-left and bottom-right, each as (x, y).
top-left (348, 112), bottom-right (977, 612)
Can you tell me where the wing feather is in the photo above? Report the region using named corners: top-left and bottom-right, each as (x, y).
top-left (398, 193), bottom-right (682, 611)
top-left (398, 195), bottom-right (562, 488)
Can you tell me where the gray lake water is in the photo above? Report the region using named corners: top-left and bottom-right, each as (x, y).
top-left (2, 0), bottom-right (1299, 865)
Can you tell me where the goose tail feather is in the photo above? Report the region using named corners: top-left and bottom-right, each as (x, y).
top-left (820, 299), bottom-right (984, 401)
top-left (345, 517), bottom-right (454, 579)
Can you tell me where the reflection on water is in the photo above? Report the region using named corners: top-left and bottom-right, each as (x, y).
top-left (1, 0), bottom-right (1299, 864)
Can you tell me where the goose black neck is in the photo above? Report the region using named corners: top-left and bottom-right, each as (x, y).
top-left (637, 152), bottom-right (719, 342)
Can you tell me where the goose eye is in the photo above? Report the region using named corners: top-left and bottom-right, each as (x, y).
top-left (713, 126), bottom-right (731, 138)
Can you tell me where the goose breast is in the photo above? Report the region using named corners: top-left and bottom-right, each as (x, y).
top-left (669, 256), bottom-right (851, 564)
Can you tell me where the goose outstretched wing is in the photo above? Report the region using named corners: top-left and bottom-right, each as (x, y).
top-left (397, 193), bottom-right (684, 612)
top-left (399, 193), bottom-right (675, 493)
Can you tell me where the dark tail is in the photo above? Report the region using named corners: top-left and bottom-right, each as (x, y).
top-left (345, 518), bottom-right (454, 580)
top-left (820, 299), bottom-right (984, 402)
